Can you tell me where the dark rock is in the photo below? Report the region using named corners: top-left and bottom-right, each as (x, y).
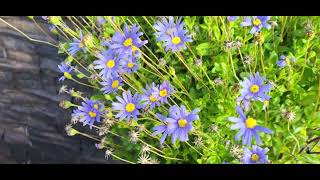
top-left (0, 16), bottom-right (111, 164)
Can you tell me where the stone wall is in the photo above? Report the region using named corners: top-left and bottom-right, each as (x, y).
top-left (0, 16), bottom-right (114, 163)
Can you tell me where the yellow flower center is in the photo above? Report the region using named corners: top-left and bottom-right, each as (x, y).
top-left (127, 62), bottom-right (134, 68)
top-left (245, 118), bottom-right (257, 129)
top-left (125, 103), bottom-right (135, 113)
top-left (123, 38), bottom-right (133, 47)
top-left (93, 104), bottom-right (99, 110)
top-left (111, 80), bottom-right (119, 89)
top-left (149, 95), bottom-right (158, 102)
top-left (253, 18), bottom-right (261, 26)
top-left (88, 111), bottom-right (97, 118)
top-left (78, 42), bottom-right (84, 48)
top-left (250, 85), bottom-right (260, 93)
top-left (172, 36), bottom-right (181, 45)
top-left (178, 119), bottom-right (187, 128)
top-left (159, 89), bottom-right (167, 97)
top-left (251, 154), bottom-right (260, 161)
top-left (264, 100), bottom-right (269, 106)
top-left (64, 72), bottom-right (72, 79)
top-left (132, 45), bottom-right (138, 52)
top-left (106, 59), bottom-right (115, 68)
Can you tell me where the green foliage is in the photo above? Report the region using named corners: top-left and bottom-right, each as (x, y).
top-left (41, 16), bottom-right (320, 164)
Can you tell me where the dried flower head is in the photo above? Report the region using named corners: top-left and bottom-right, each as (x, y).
top-left (224, 40), bottom-right (234, 50)
top-left (233, 40), bottom-right (242, 48)
top-left (194, 137), bottom-right (204, 148)
top-left (159, 58), bottom-right (167, 66)
top-left (129, 130), bottom-right (140, 144)
top-left (210, 124), bottom-right (219, 132)
top-left (137, 153), bottom-right (152, 164)
top-left (149, 158), bottom-right (160, 164)
top-left (105, 148), bottom-right (113, 160)
top-left (244, 56), bottom-right (253, 65)
top-left (194, 58), bottom-right (203, 67)
top-left (59, 85), bottom-right (68, 94)
top-left (270, 21), bottom-right (278, 28)
top-left (213, 78), bottom-right (224, 86)
top-left (282, 110), bottom-right (296, 122)
top-left (141, 145), bottom-right (151, 154)
top-left (230, 145), bottom-right (243, 159)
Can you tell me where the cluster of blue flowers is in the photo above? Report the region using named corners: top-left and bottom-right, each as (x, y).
top-left (228, 72), bottom-right (273, 164)
top-left (58, 18), bottom-right (199, 146)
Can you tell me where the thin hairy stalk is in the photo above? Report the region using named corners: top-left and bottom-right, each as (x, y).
top-left (0, 18), bottom-right (58, 47)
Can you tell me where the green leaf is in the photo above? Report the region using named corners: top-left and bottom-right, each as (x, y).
top-left (196, 43), bottom-right (214, 56)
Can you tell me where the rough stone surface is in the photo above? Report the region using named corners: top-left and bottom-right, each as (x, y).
top-left (0, 16), bottom-right (116, 164)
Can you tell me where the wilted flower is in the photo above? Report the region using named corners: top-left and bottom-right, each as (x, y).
top-left (224, 40), bottom-right (234, 50)
top-left (241, 16), bottom-right (271, 34)
top-left (228, 106), bottom-right (272, 146)
top-left (242, 145), bottom-right (269, 164)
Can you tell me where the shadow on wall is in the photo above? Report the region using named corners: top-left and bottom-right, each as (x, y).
top-left (0, 16), bottom-right (116, 164)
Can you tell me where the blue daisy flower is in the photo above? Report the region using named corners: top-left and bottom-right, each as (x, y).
top-left (97, 16), bottom-right (106, 26)
top-left (227, 16), bottom-right (238, 22)
top-left (68, 30), bottom-right (87, 55)
top-left (141, 82), bottom-right (161, 110)
top-left (93, 49), bottom-right (120, 79)
top-left (100, 75), bottom-right (124, 94)
top-left (166, 105), bottom-right (200, 144)
top-left (154, 16), bottom-right (176, 42)
top-left (237, 72), bottom-right (272, 111)
top-left (119, 54), bottom-right (139, 74)
top-left (154, 16), bottom-right (192, 52)
top-left (228, 106), bottom-right (272, 146)
top-left (58, 62), bottom-right (74, 81)
top-left (276, 54), bottom-right (296, 69)
top-left (155, 81), bottom-right (174, 104)
top-left (72, 99), bottom-right (104, 129)
top-left (110, 23), bottom-right (147, 58)
top-left (112, 90), bottom-right (143, 122)
top-left (152, 113), bottom-right (170, 144)
top-left (241, 16), bottom-right (271, 34)
top-left (242, 145), bottom-right (269, 164)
